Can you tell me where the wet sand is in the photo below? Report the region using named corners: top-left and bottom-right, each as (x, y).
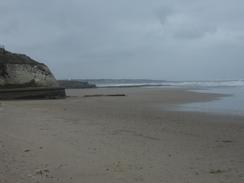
top-left (0, 88), bottom-right (243, 183)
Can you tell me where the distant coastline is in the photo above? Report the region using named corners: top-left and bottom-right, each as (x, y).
top-left (69, 79), bottom-right (244, 88)
top-left (58, 80), bottom-right (96, 89)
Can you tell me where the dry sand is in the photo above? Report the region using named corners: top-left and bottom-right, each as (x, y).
top-left (0, 88), bottom-right (243, 183)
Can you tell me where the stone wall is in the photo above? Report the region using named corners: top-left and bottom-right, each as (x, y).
top-left (0, 87), bottom-right (65, 100)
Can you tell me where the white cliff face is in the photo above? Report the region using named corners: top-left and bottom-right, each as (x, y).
top-left (0, 49), bottom-right (65, 99)
top-left (0, 49), bottom-right (60, 89)
top-left (0, 63), bottom-right (59, 88)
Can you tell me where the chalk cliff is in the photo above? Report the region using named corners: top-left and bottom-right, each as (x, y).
top-left (0, 48), bottom-right (65, 99)
top-left (0, 48), bottom-right (59, 88)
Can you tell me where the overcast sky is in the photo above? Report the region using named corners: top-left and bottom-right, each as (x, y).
top-left (1, 0), bottom-right (244, 80)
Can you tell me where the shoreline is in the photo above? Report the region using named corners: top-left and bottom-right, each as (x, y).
top-left (1, 87), bottom-right (243, 183)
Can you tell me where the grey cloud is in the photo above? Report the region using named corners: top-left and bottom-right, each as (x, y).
top-left (155, 6), bottom-right (173, 25)
top-left (172, 24), bottom-right (217, 40)
top-left (0, 0), bottom-right (244, 80)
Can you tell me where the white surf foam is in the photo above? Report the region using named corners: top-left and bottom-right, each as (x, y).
top-left (96, 80), bottom-right (244, 88)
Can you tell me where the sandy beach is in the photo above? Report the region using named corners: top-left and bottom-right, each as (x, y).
top-left (0, 88), bottom-right (243, 183)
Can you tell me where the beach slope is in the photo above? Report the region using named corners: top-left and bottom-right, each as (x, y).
top-left (0, 88), bottom-right (243, 183)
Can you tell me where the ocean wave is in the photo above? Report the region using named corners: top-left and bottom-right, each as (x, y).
top-left (97, 83), bottom-right (163, 88)
top-left (95, 80), bottom-right (244, 88)
top-left (165, 80), bottom-right (244, 87)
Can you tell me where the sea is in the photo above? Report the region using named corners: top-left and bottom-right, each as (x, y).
top-left (80, 79), bottom-right (244, 116)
